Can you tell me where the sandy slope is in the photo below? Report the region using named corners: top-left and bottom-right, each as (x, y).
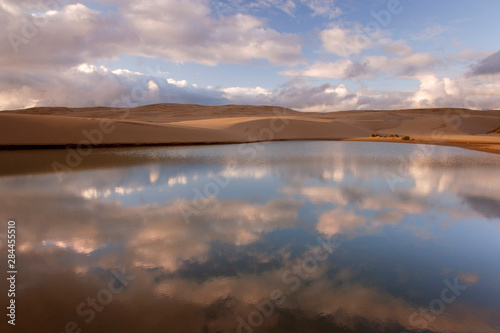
top-left (1, 104), bottom-right (499, 153)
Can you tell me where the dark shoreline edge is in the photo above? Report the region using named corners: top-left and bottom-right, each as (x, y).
top-left (1, 138), bottom-right (500, 155)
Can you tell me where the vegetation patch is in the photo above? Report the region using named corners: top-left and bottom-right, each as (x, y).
top-left (370, 133), bottom-right (411, 141)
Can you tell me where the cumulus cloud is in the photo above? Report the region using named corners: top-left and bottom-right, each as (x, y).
top-left (268, 79), bottom-right (411, 111)
top-left (1, 3), bottom-right (132, 70)
top-left (283, 52), bottom-right (437, 80)
top-left (262, 78), bottom-right (358, 111)
top-left (0, 0), bottom-right (311, 109)
top-left (310, 22), bottom-right (437, 80)
top-left (3, 64), bottom-right (500, 112)
top-left (0, 0), bottom-right (305, 69)
top-left (0, 64), bottom-right (228, 110)
top-left (409, 73), bottom-right (500, 109)
top-left (223, 73), bottom-right (500, 112)
top-left (122, 2), bottom-right (305, 66)
top-left (1, 0), bottom-right (499, 112)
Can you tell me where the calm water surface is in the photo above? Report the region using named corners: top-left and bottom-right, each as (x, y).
top-left (1, 141), bottom-right (499, 333)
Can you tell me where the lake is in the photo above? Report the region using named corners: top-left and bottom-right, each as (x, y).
top-left (1, 141), bottom-right (499, 332)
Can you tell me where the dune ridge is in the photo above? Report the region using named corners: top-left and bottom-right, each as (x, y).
top-left (1, 104), bottom-right (499, 154)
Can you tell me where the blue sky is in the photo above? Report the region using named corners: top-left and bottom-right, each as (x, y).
top-left (1, 0), bottom-right (499, 111)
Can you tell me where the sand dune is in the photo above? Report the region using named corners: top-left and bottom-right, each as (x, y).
top-left (1, 104), bottom-right (499, 154)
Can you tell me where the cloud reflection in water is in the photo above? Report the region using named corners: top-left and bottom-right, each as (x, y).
top-left (0, 141), bottom-right (499, 332)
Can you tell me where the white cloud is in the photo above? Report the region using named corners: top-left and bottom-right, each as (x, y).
top-left (283, 59), bottom-right (372, 79)
top-left (411, 74), bottom-right (447, 106)
top-left (111, 68), bottom-right (143, 76)
top-left (408, 73), bottom-right (500, 109)
top-left (0, 0), bottom-right (305, 70)
top-left (3, 64), bottom-right (500, 112)
top-left (167, 78), bottom-right (188, 88)
top-left (121, 1), bottom-right (305, 66)
top-left (284, 52), bottom-right (436, 80)
top-left (0, 65), bottom-right (227, 110)
top-left (320, 24), bottom-right (377, 57)
top-left (77, 63), bottom-right (98, 73)
top-left (147, 80), bottom-right (159, 92)
top-left (219, 86), bottom-right (272, 105)
top-left (225, 86), bottom-right (270, 95)
top-left (1, 0), bottom-right (499, 112)
top-left (258, 78), bottom-right (360, 111)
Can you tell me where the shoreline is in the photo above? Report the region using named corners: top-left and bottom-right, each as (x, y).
top-left (1, 137), bottom-right (499, 155)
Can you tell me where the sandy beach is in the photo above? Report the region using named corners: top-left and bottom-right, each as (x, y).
top-left (1, 104), bottom-right (499, 154)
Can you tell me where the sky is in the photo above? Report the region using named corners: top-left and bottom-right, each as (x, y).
top-left (1, 0), bottom-right (499, 111)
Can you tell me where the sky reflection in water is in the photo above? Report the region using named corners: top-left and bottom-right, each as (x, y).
top-left (0, 141), bottom-right (499, 333)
